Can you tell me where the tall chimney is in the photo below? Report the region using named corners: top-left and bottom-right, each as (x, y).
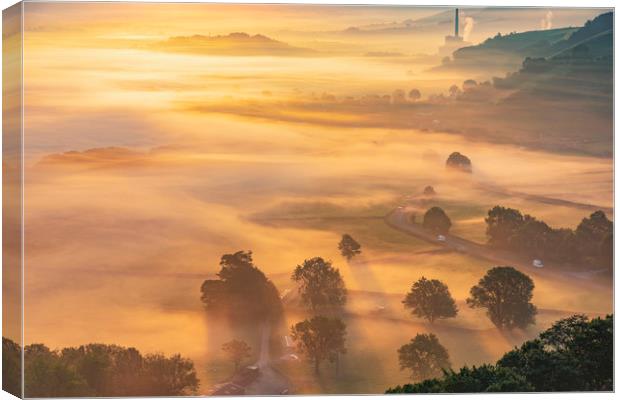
top-left (455, 8), bottom-right (459, 37)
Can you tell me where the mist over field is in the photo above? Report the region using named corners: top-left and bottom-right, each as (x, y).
top-left (12, 3), bottom-right (613, 396)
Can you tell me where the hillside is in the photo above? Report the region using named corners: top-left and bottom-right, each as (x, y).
top-left (151, 32), bottom-right (317, 56)
top-left (438, 11), bottom-right (612, 76)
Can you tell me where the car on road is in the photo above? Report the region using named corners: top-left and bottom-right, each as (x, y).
top-left (437, 234), bottom-right (446, 242)
top-left (532, 259), bottom-right (544, 268)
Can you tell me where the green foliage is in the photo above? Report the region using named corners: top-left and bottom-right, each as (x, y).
top-left (20, 341), bottom-right (199, 397)
top-left (397, 333), bottom-right (451, 381)
top-left (485, 206), bottom-right (612, 269)
top-left (422, 207), bottom-right (452, 234)
top-left (466, 266), bottom-right (537, 330)
top-left (498, 314), bottom-right (613, 391)
top-left (221, 340), bottom-right (252, 371)
top-left (3, 337), bottom-right (21, 397)
top-left (338, 233), bottom-right (362, 260)
top-left (403, 277), bottom-right (457, 323)
top-left (291, 257), bottom-right (347, 312)
top-left (200, 250), bottom-right (283, 324)
top-left (387, 314), bottom-right (612, 393)
top-left (291, 316), bottom-right (347, 373)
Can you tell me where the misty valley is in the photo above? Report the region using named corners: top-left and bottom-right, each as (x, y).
top-left (3, 4), bottom-right (613, 397)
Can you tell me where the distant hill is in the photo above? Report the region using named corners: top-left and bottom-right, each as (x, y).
top-left (438, 11), bottom-right (612, 76)
top-left (151, 32), bottom-right (317, 56)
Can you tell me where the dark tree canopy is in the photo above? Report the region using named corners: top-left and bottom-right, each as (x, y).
top-left (291, 257), bottom-right (347, 312)
top-left (3, 337), bottom-right (21, 397)
top-left (466, 266), bottom-right (537, 330)
top-left (423, 207), bottom-right (452, 234)
top-left (21, 341), bottom-right (198, 397)
top-left (338, 234), bottom-right (362, 261)
top-left (398, 333), bottom-right (451, 381)
top-left (221, 340), bottom-right (252, 371)
top-left (498, 314), bottom-right (613, 391)
top-left (485, 206), bottom-right (612, 269)
top-left (387, 314), bottom-right (612, 393)
top-left (200, 251), bottom-right (283, 324)
top-left (445, 152), bottom-right (472, 172)
top-left (291, 316), bottom-right (346, 374)
top-left (403, 277), bottom-right (458, 323)
top-left (423, 185), bottom-right (436, 196)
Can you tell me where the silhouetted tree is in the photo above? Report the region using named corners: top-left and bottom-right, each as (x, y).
top-left (338, 234), bottom-right (361, 261)
top-left (423, 185), bottom-right (436, 196)
top-left (200, 251), bottom-right (283, 324)
top-left (445, 152), bottom-right (472, 172)
top-left (403, 277), bottom-right (458, 323)
top-left (398, 333), bottom-right (451, 381)
top-left (386, 365), bottom-right (532, 393)
top-left (291, 316), bottom-right (346, 374)
top-left (221, 340), bottom-right (252, 371)
top-left (485, 206), bottom-right (524, 249)
top-left (467, 266), bottom-right (537, 330)
top-left (2, 337), bottom-right (21, 397)
top-left (291, 257), bottom-right (347, 312)
top-left (409, 89), bottom-right (422, 101)
top-left (576, 210), bottom-right (613, 263)
top-left (23, 342), bottom-right (199, 397)
top-left (387, 314), bottom-right (612, 393)
top-left (423, 207), bottom-right (452, 234)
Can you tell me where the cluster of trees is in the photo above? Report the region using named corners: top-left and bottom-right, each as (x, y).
top-left (486, 206), bottom-right (613, 269)
top-left (2, 338), bottom-right (199, 397)
top-left (387, 314), bottom-right (613, 393)
top-left (397, 267), bottom-right (536, 380)
top-left (290, 256), bottom-right (348, 373)
top-left (402, 267), bottom-right (536, 330)
top-left (200, 251), bottom-right (283, 324)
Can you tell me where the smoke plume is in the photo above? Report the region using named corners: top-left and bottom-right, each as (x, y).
top-left (463, 17), bottom-right (475, 41)
top-left (540, 11), bottom-right (553, 30)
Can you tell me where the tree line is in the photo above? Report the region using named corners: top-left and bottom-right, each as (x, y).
top-left (486, 206), bottom-right (612, 269)
top-left (387, 314), bottom-right (613, 393)
top-left (2, 339), bottom-right (199, 397)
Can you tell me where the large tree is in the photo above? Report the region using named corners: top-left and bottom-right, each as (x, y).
top-left (200, 251), bottom-right (283, 324)
top-left (576, 210), bottom-right (613, 264)
top-left (485, 206), bottom-right (524, 249)
top-left (403, 277), bottom-right (458, 324)
top-left (466, 266), bottom-right (537, 330)
top-left (291, 257), bottom-right (347, 312)
top-left (338, 234), bottom-right (362, 261)
top-left (397, 333), bottom-right (451, 381)
top-left (221, 340), bottom-right (252, 371)
top-left (291, 316), bottom-right (346, 374)
top-left (423, 207), bottom-right (452, 234)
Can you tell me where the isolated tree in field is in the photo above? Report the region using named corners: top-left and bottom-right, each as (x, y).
top-left (445, 152), bottom-right (472, 172)
top-left (291, 316), bottom-right (346, 374)
top-left (403, 277), bottom-right (458, 324)
top-left (423, 185), bottom-right (436, 196)
top-left (423, 207), bottom-right (452, 234)
top-left (338, 234), bottom-right (361, 261)
top-left (466, 266), bottom-right (537, 330)
top-left (291, 257), bottom-right (347, 312)
top-left (398, 333), bottom-right (451, 381)
top-left (409, 89), bottom-right (422, 102)
top-left (200, 250), bottom-right (283, 324)
top-left (221, 340), bottom-right (252, 371)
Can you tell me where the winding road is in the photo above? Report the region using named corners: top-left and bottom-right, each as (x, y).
top-left (385, 207), bottom-right (609, 286)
